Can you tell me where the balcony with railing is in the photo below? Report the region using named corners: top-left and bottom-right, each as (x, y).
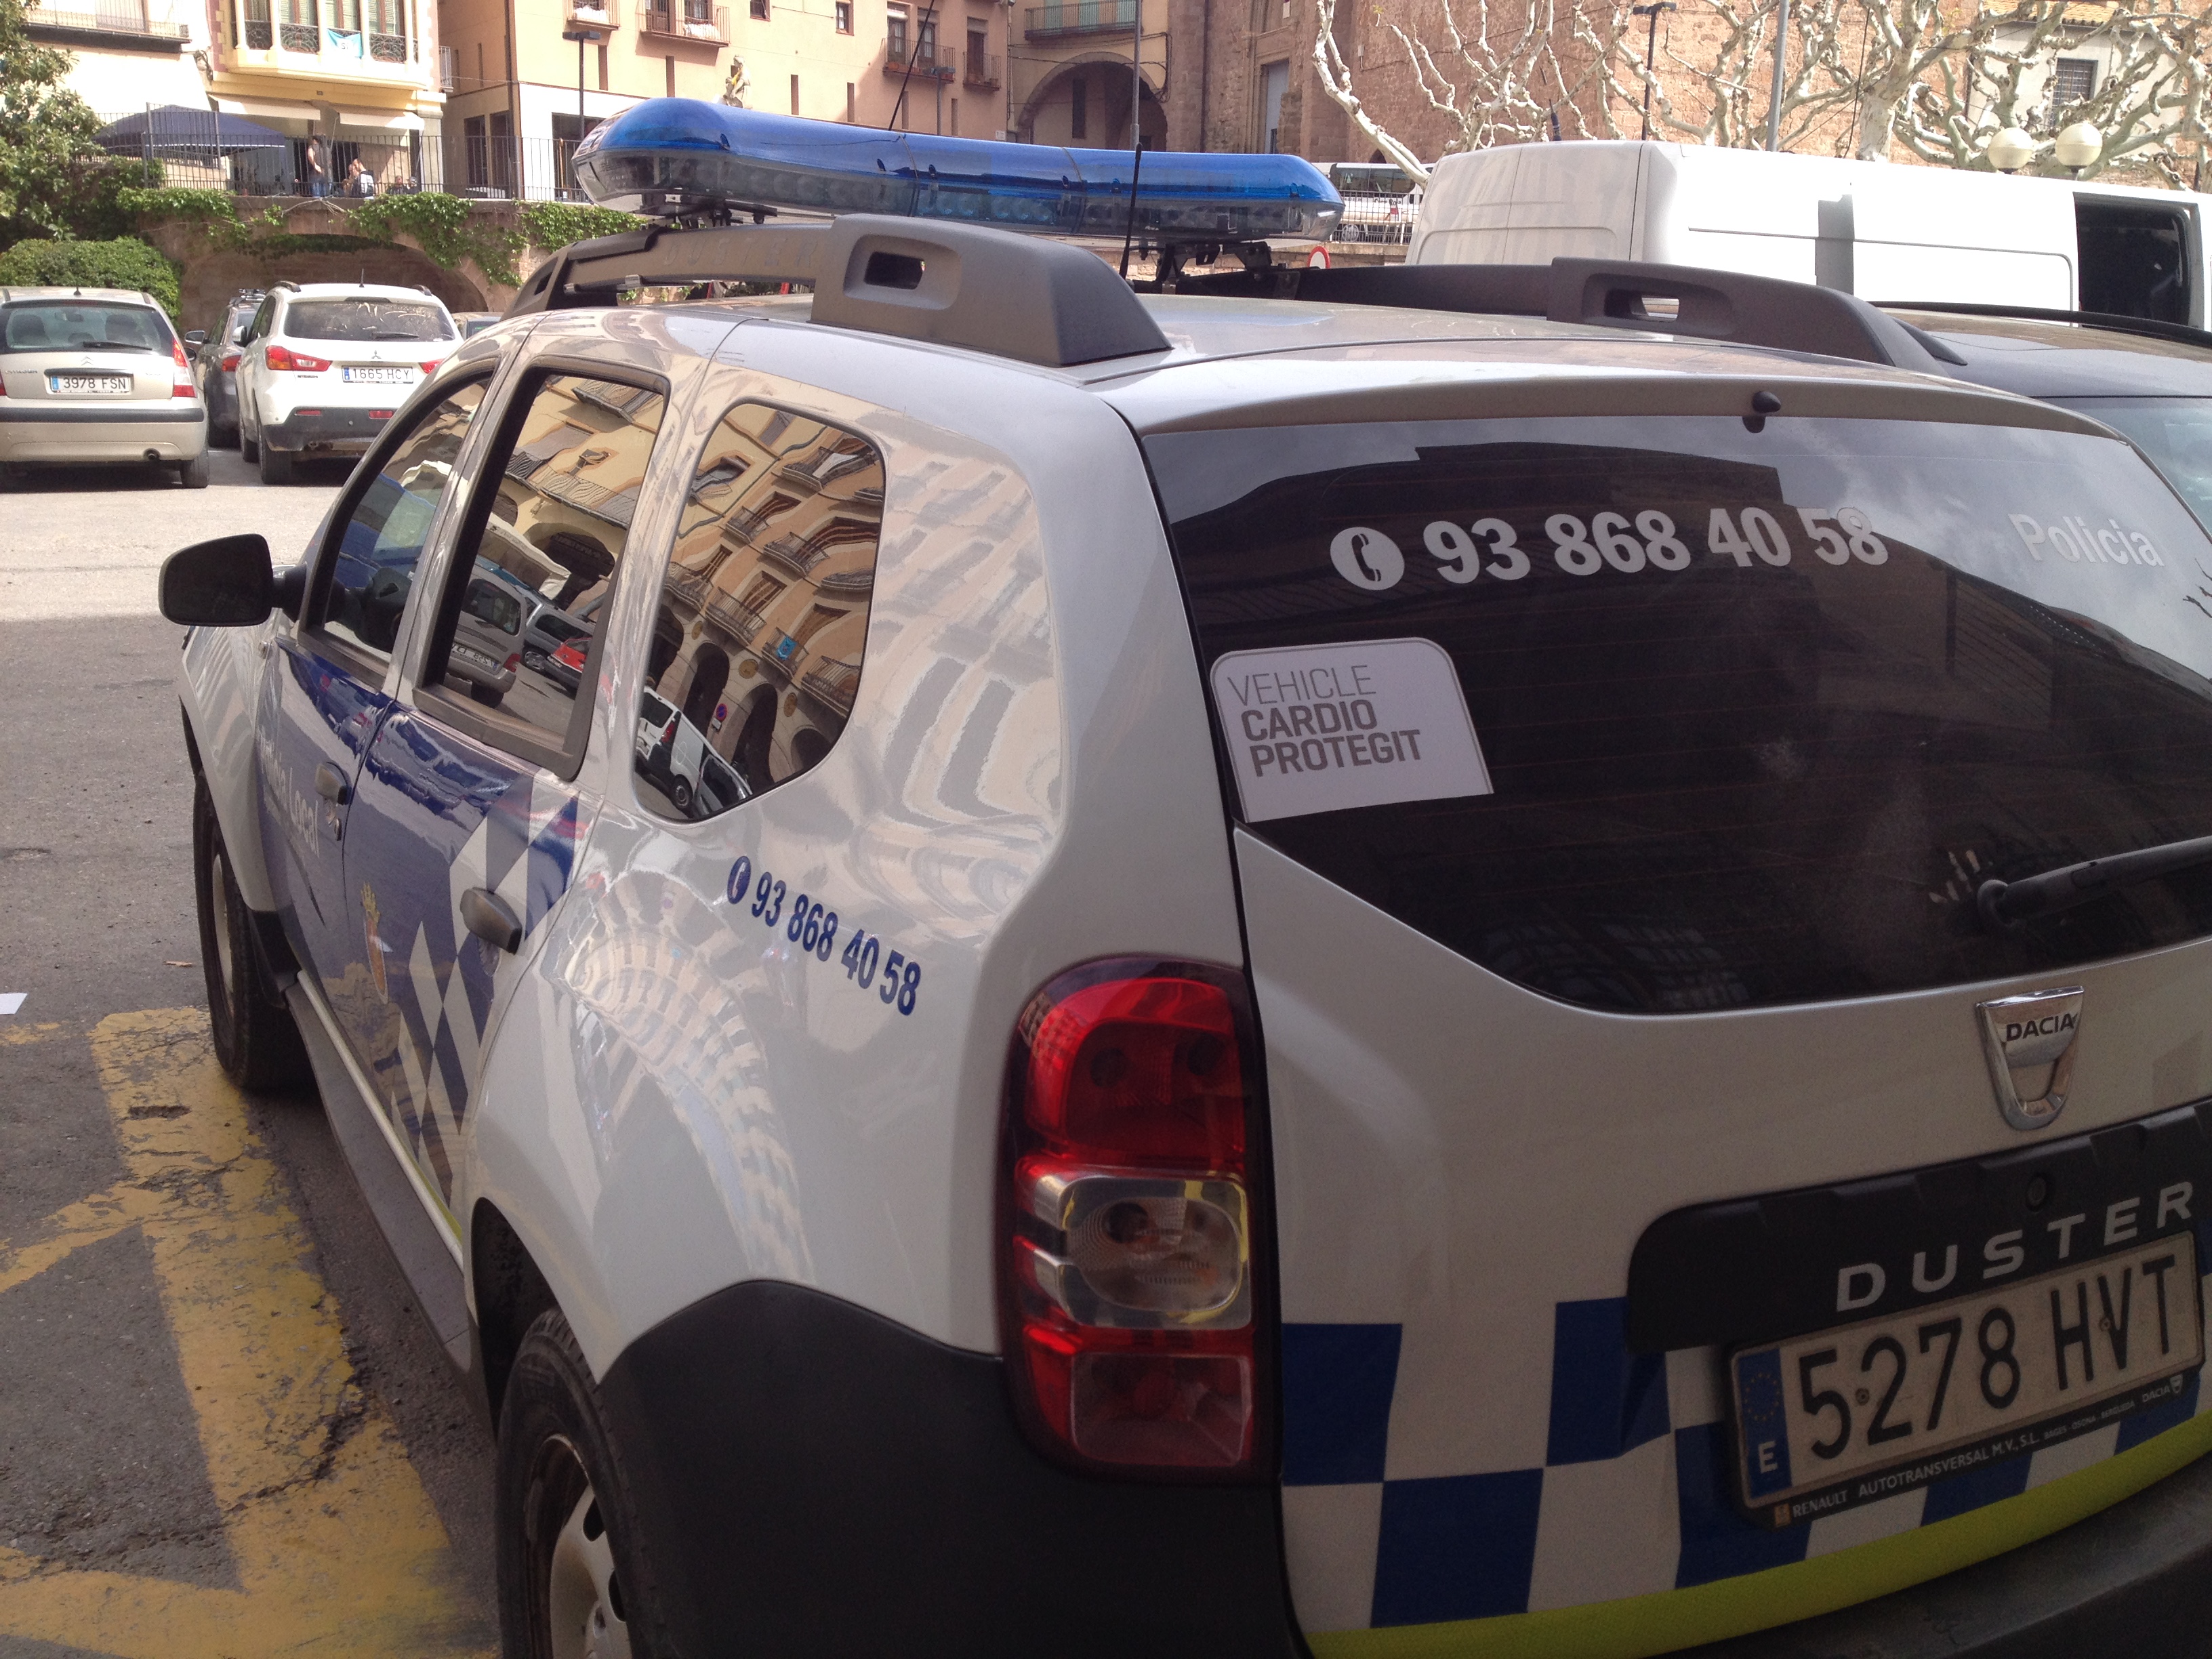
top-left (1024, 0), bottom-right (1132, 35)
top-left (704, 588), bottom-right (767, 644)
top-left (24, 1), bottom-right (191, 43)
top-left (964, 48), bottom-right (999, 86)
top-left (882, 32), bottom-right (952, 77)
top-left (566, 0), bottom-right (617, 26)
top-left (230, 0), bottom-right (428, 77)
top-left (799, 659), bottom-right (860, 719)
top-left (758, 534), bottom-right (827, 579)
top-left (815, 567), bottom-right (874, 598)
top-left (753, 628), bottom-right (808, 681)
top-left (641, 1), bottom-right (726, 42)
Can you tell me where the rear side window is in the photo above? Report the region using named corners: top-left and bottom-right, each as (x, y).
top-left (1, 302), bottom-right (171, 354)
top-left (633, 402), bottom-right (884, 821)
top-left (1149, 414), bottom-right (2212, 1013)
top-left (285, 298), bottom-right (454, 342)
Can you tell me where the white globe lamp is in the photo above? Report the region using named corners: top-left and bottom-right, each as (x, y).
top-left (2053, 121), bottom-right (2104, 174)
top-left (1985, 127), bottom-right (2037, 174)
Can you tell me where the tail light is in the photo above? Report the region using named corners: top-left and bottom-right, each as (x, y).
top-left (504, 652), bottom-right (522, 672)
top-left (419, 359), bottom-right (441, 373)
top-left (171, 337), bottom-right (193, 398)
top-left (264, 344), bottom-right (331, 372)
top-left (220, 350), bottom-right (243, 372)
top-left (1000, 960), bottom-right (1267, 1477)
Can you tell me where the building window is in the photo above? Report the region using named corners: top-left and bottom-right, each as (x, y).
top-left (916, 14), bottom-right (935, 59)
top-left (835, 0), bottom-right (851, 27)
top-left (790, 73), bottom-right (800, 112)
top-left (2051, 56), bottom-right (2097, 112)
top-left (1260, 59), bottom-right (1288, 150)
top-left (949, 95), bottom-right (958, 134)
top-left (846, 81), bottom-right (856, 119)
top-left (598, 41), bottom-right (608, 87)
top-left (1070, 73), bottom-right (1086, 138)
top-left (751, 0), bottom-right (768, 16)
top-left (886, 3), bottom-right (906, 57)
top-left (666, 54), bottom-right (676, 94)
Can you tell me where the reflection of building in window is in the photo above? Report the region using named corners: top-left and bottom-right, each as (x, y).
top-left (640, 403), bottom-right (884, 815)
top-left (485, 374), bottom-right (664, 613)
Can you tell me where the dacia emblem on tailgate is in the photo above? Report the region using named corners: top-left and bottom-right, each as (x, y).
top-left (1975, 987), bottom-right (2085, 1130)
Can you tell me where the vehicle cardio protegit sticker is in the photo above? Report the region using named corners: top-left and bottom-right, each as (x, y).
top-left (1210, 638), bottom-right (1492, 822)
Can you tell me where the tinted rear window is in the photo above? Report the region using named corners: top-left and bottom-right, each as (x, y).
top-left (1, 302), bottom-right (170, 354)
top-left (2055, 396), bottom-right (2212, 533)
top-left (1149, 414), bottom-right (2212, 1013)
top-left (285, 299), bottom-right (453, 342)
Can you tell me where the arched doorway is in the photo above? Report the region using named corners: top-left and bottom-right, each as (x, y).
top-left (682, 644), bottom-right (730, 734)
top-left (789, 727), bottom-right (830, 774)
top-left (1019, 60), bottom-right (1165, 150)
top-left (732, 685), bottom-right (778, 791)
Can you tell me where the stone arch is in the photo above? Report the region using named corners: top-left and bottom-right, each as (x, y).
top-left (790, 727), bottom-right (830, 775)
top-left (1017, 57), bottom-right (1168, 149)
top-left (682, 644), bottom-right (731, 734)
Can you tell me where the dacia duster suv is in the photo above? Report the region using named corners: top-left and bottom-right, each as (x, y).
top-left (163, 211), bottom-right (2212, 1658)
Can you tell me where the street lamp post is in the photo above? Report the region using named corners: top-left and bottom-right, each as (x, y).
top-left (1631, 1), bottom-right (1675, 142)
top-left (561, 24), bottom-right (603, 198)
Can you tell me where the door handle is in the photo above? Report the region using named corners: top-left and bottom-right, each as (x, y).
top-left (460, 888), bottom-right (522, 954)
top-left (313, 762), bottom-right (350, 804)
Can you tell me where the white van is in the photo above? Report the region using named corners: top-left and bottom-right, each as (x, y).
top-left (1410, 141), bottom-right (2203, 325)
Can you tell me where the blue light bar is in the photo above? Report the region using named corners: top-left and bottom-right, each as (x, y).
top-left (571, 99), bottom-right (1342, 242)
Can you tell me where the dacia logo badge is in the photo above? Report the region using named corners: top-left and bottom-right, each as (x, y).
top-left (1975, 987), bottom-right (2084, 1130)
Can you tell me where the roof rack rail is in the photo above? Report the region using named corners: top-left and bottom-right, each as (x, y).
top-left (1179, 258), bottom-right (1948, 370)
top-left (506, 214), bottom-right (1169, 368)
top-left (1875, 300), bottom-right (2212, 354)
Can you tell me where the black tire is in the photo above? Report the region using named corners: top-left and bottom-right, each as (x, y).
top-left (259, 441), bottom-right (294, 485)
top-left (497, 1309), bottom-right (676, 1659)
top-left (669, 778), bottom-right (692, 811)
top-left (193, 777), bottom-right (312, 1092)
top-left (179, 452), bottom-right (211, 489)
top-left (212, 419), bottom-right (240, 450)
top-left (241, 419), bottom-right (259, 464)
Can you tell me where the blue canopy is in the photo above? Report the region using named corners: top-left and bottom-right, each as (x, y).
top-left (97, 106), bottom-right (291, 156)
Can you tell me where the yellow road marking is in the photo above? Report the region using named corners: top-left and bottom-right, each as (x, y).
top-left (0, 1010), bottom-right (495, 1657)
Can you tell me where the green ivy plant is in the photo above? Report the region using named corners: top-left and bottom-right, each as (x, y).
top-left (119, 188), bottom-right (640, 289)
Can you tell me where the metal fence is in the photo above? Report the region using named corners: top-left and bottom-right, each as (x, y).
top-left (93, 112), bottom-right (599, 203)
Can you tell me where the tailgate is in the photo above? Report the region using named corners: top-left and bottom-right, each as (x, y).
top-left (1144, 404), bottom-right (2212, 1648)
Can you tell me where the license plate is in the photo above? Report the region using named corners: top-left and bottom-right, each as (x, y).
top-left (50, 373), bottom-right (131, 394)
top-left (1731, 1231), bottom-right (2202, 1525)
top-left (453, 643), bottom-right (498, 670)
top-left (342, 366), bottom-right (413, 383)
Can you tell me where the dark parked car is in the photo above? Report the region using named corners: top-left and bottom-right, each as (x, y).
top-left (194, 290), bottom-right (263, 448)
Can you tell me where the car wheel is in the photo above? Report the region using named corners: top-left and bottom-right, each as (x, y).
top-left (523, 649), bottom-right (548, 672)
top-left (241, 417), bottom-right (259, 464)
top-left (497, 1309), bottom-right (674, 1659)
top-left (178, 453), bottom-right (211, 489)
top-left (193, 777), bottom-right (312, 1092)
top-left (670, 778), bottom-right (693, 811)
top-left (259, 442), bottom-right (293, 485)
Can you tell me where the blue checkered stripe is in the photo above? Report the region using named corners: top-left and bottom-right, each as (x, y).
top-left (1279, 1235), bottom-right (2212, 1633)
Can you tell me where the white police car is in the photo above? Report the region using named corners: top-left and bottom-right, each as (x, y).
top-left (163, 98), bottom-right (2212, 1659)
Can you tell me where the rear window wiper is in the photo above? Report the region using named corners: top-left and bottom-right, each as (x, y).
top-left (1979, 832), bottom-right (2212, 927)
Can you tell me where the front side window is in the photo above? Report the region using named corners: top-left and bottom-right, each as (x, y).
top-left (317, 379), bottom-right (487, 660)
top-left (634, 403), bottom-right (884, 821)
top-left (423, 371), bottom-right (666, 768)
top-left (1149, 413), bottom-right (2212, 1014)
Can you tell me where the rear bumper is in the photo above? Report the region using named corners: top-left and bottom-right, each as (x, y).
top-left (1691, 1432), bottom-right (2212, 1658)
top-left (0, 404), bottom-right (207, 464)
top-left (598, 1280), bottom-right (1301, 1659)
top-left (262, 403), bottom-right (393, 455)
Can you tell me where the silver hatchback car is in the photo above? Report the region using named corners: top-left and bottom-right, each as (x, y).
top-left (0, 287), bottom-right (209, 487)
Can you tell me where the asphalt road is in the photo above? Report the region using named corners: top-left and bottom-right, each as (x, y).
top-left (0, 449), bottom-right (497, 1658)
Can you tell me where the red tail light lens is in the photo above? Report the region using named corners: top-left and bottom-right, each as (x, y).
top-left (504, 652), bottom-right (522, 672)
top-left (220, 351), bottom-right (242, 372)
top-left (171, 338), bottom-right (192, 397)
top-left (1001, 960), bottom-right (1267, 1477)
top-left (419, 359), bottom-right (441, 373)
top-left (264, 344), bottom-right (330, 373)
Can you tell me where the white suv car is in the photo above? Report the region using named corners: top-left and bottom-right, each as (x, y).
top-left (234, 281), bottom-right (461, 484)
top-left (165, 208), bottom-right (2212, 1659)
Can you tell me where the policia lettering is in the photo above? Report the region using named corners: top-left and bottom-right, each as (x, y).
top-left (1231, 665), bottom-right (1424, 779)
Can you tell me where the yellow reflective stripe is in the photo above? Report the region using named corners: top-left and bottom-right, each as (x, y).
top-left (1309, 1411), bottom-right (2212, 1659)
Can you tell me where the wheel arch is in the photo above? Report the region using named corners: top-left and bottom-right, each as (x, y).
top-left (472, 1197), bottom-right (560, 1423)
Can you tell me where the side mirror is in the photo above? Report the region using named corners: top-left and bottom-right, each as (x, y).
top-left (183, 329), bottom-right (207, 358)
top-left (161, 534), bottom-right (280, 626)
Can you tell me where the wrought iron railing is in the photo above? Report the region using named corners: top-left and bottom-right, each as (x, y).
top-left (278, 19), bottom-right (318, 48)
top-left (964, 49), bottom-right (999, 86)
top-left (800, 659), bottom-right (859, 718)
top-left (24, 3), bottom-right (191, 39)
top-left (641, 1), bottom-right (725, 39)
top-left (754, 628), bottom-right (807, 680)
top-left (369, 28), bottom-right (406, 58)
